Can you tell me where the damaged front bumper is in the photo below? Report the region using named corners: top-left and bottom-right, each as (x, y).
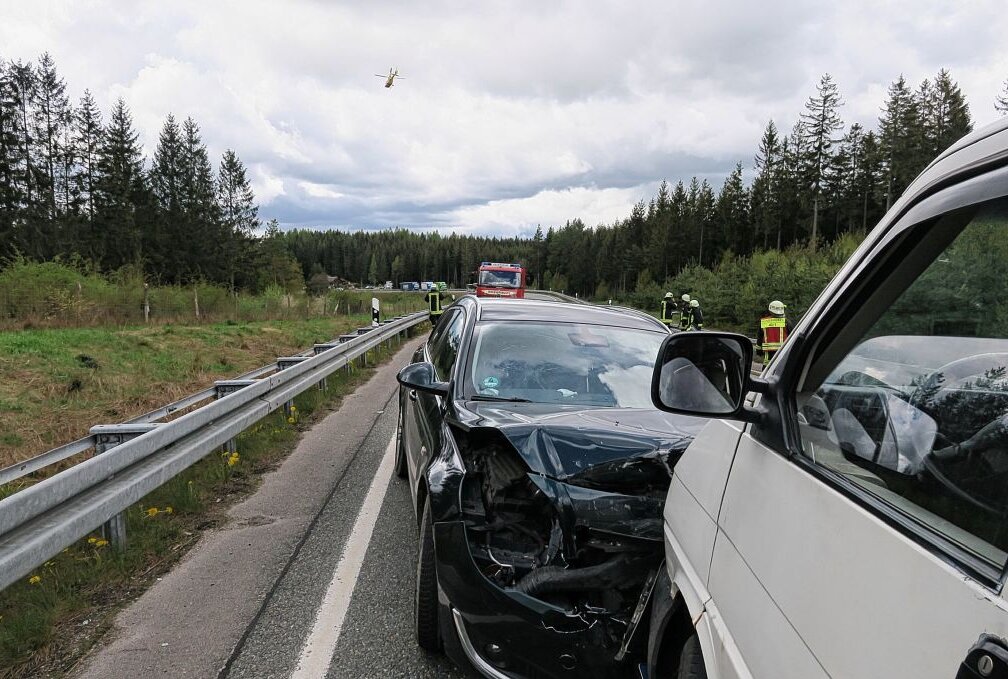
top-left (435, 519), bottom-right (655, 679)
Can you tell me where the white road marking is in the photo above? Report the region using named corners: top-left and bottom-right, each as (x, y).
top-left (291, 435), bottom-right (396, 679)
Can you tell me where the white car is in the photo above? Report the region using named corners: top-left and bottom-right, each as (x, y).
top-left (645, 116), bottom-right (1008, 678)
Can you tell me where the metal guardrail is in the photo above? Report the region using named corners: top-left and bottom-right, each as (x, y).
top-left (0, 312), bottom-right (427, 592)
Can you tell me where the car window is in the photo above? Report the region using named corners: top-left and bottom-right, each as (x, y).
top-left (796, 199), bottom-right (1008, 566)
top-left (430, 311), bottom-right (465, 381)
top-left (467, 321), bottom-right (665, 407)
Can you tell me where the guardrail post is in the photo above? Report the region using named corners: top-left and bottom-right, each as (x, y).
top-left (214, 380), bottom-right (259, 451)
top-left (338, 335), bottom-right (357, 374)
top-left (277, 356), bottom-right (309, 416)
top-left (313, 343), bottom-right (339, 391)
top-left (356, 328), bottom-right (372, 366)
top-left (90, 423), bottom-right (160, 551)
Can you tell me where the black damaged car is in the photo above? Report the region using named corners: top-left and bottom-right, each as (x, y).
top-left (396, 295), bottom-right (708, 678)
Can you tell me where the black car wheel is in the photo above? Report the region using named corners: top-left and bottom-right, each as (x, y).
top-left (677, 633), bottom-right (707, 679)
top-left (395, 408), bottom-right (407, 479)
top-left (415, 498), bottom-right (441, 652)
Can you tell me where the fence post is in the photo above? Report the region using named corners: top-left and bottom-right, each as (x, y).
top-left (90, 423), bottom-right (160, 551)
top-left (143, 283), bottom-right (150, 323)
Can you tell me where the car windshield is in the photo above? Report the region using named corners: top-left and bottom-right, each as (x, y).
top-left (479, 269), bottom-right (521, 288)
top-left (467, 321), bottom-right (665, 407)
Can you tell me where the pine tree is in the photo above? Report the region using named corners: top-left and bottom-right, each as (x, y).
top-left (930, 69), bottom-right (972, 154)
top-left (94, 99), bottom-right (145, 269)
top-left (879, 75), bottom-right (921, 210)
top-left (75, 91), bottom-right (102, 221)
top-left (716, 163), bottom-right (749, 254)
top-left (995, 78), bottom-right (1008, 116)
top-left (799, 73), bottom-right (844, 244)
top-left (178, 117), bottom-right (219, 282)
top-left (217, 149), bottom-right (258, 289)
top-left (0, 59), bottom-right (24, 258)
top-left (751, 120), bottom-right (781, 248)
top-left (149, 114), bottom-right (184, 279)
top-left (8, 59), bottom-right (37, 234)
top-left (32, 53), bottom-right (69, 229)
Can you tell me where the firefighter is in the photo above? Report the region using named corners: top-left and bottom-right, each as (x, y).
top-left (757, 300), bottom-right (790, 365)
top-left (660, 292), bottom-right (678, 328)
top-left (688, 298), bottom-right (703, 330)
top-left (679, 294), bottom-right (692, 330)
top-left (426, 285), bottom-right (444, 326)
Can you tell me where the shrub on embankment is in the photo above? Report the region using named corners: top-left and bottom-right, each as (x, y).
top-left (0, 259), bottom-right (425, 329)
top-left (605, 233), bottom-right (864, 335)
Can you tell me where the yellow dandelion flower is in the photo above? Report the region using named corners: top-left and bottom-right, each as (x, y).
top-left (28, 575), bottom-right (41, 585)
top-left (146, 507), bottom-right (159, 517)
top-left (164, 506), bottom-right (174, 514)
top-left (95, 539), bottom-right (109, 548)
top-left (227, 453), bottom-right (240, 467)
top-left (290, 405), bottom-right (297, 412)
top-left (87, 536), bottom-right (98, 544)
top-left (287, 417), bottom-right (295, 424)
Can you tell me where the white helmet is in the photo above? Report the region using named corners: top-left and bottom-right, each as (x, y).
top-left (690, 299), bottom-right (699, 308)
top-left (769, 300), bottom-right (786, 315)
top-left (681, 293), bottom-right (691, 303)
top-left (664, 292), bottom-right (673, 299)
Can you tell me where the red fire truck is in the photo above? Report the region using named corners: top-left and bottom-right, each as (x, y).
top-left (475, 262), bottom-right (526, 298)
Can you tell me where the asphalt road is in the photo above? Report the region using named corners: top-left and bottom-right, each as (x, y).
top-left (75, 334), bottom-right (473, 679)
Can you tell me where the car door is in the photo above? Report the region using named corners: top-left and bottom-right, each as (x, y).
top-left (403, 309), bottom-right (459, 486)
top-left (708, 176), bottom-right (1008, 678)
top-left (409, 309), bottom-right (466, 486)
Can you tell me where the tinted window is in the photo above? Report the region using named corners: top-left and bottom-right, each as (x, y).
top-left (468, 321), bottom-right (665, 407)
top-left (430, 311), bottom-right (465, 381)
top-left (796, 199), bottom-right (1008, 565)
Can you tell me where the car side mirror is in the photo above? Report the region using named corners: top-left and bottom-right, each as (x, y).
top-left (651, 332), bottom-right (763, 421)
top-left (397, 362), bottom-right (450, 397)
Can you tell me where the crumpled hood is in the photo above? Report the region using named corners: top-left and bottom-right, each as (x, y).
top-left (458, 402), bottom-right (705, 484)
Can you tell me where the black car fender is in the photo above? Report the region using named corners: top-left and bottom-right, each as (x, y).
top-left (422, 420), bottom-right (466, 524)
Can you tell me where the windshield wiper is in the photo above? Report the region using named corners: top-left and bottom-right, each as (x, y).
top-left (469, 394), bottom-right (532, 403)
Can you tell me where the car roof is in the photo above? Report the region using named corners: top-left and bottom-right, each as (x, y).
top-left (468, 296), bottom-right (668, 332)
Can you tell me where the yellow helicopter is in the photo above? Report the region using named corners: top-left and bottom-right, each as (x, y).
top-left (375, 67), bottom-right (404, 88)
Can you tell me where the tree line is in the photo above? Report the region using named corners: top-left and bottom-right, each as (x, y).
top-left (2, 54), bottom-right (1006, 303)
top-left (285, 69), bottom-right (997, 299)
top-left (0, 53), bottom-right (290, 290)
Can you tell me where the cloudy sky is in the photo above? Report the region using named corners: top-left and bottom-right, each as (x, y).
top-left (3, 1), bottom-right (1008, 235)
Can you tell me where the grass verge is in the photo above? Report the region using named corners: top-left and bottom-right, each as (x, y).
top-left (0, 324), bottom-right (425, 677)
top-left (0, 316), bottom-right (387, 470)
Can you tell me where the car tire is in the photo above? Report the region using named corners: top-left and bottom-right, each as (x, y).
top-left (677, 633), bottom-right (707, 679)
top-left (395, 410), bottom-right (408, 479)
top-left (415, 498), bottom-right (441, 652)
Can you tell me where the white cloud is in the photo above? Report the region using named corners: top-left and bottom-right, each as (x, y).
top-left (2, 0), bottom-right (1007, 232)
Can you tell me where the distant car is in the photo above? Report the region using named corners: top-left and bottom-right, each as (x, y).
top-left (396, 296), bottom-right (709, 677)
top-left (385, 280), bottom-right (394, 289)
top-left (646, 117), bottom-right (1008, 678)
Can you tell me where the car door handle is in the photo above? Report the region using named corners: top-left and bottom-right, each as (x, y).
top-left (408, 389), bottom-right (418, 401)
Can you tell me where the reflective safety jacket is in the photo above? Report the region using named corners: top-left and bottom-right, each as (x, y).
top-left (679, 307), bottom-right (691, 330)
top-left (689, 306), bottom-right (704, 330)
top-left (660, 300), bottom-right (677, 323)
top-left (427, 290), bottom-right (443, 316)
top-left (758, 314), bottom-right (789, 350)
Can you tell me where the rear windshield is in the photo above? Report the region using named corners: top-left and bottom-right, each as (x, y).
top-left (468, 321), bottom-right (665, 407)
top-left (479, 269), bottom-right (521, 288)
